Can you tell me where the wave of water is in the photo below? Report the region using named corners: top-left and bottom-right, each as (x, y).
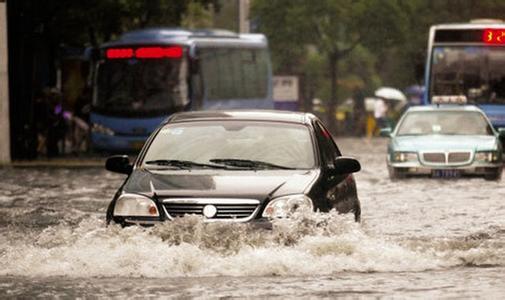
top-left (1, 212), bottom-right (504, 278)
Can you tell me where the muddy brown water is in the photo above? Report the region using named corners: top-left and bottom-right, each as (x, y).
top-left (1, 138), bottom-right (504, 298)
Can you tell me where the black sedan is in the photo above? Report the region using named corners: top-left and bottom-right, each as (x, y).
top-left (105, 110), bottom-right (362, 226)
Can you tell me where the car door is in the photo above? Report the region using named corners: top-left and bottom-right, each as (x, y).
top-left (313, 121), bottom-right (359, 215)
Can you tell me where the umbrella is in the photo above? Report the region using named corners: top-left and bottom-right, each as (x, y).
top-left (374, 87), bottom-right (407, 102)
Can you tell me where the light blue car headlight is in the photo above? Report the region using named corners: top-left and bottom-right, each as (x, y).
top-left (262, 194), bottom-right (313, 218)
top-left (392, 152), bottom-right (418, 163)
top-left (475, 151), bottom-right (500, 163)
top-left (113, 193), bottom-right (159, 217)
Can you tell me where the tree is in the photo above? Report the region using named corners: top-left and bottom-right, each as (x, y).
top-left (253, 0), bottom-right (408, 131)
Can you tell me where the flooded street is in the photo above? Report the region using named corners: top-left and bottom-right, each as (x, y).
top-left (1, 137), bottom-right (505, 298)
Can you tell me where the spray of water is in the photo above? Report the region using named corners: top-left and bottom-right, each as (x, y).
top-left (0, 212), bottom-right (503, 278)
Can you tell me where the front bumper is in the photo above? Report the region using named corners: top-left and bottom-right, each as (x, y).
top-left (115, 216), bottom-right (273, 229)
top-left (388, 160), bottom-right (503, 176)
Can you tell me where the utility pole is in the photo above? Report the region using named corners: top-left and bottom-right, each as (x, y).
top-left (0, 0), bottom-right (10, 163)
top-left (238, 0), bottom-right (250, 33)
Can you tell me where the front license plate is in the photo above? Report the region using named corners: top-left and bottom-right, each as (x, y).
top-left (432, 169), bottom-right (461, 178)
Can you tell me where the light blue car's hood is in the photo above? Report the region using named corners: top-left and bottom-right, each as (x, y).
top-left (392, 135), bottom-right (499, 152)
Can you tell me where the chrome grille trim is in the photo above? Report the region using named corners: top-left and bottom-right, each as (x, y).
top-left (162, 198), bottom-right (260, 222)
top-left (421, 150), bottom-right (473, 166)
top-left (423, 152), bottom-right (445, 163)
top-left (162, 198), bottom-right (259, 205)
top-left (448, 152), bottom-right (471, 163)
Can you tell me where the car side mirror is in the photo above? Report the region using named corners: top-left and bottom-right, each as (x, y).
top-left (332, 156), bottom-right (361, 175)
top-left (105, 155), bottom-right (133, 175)
top-left (380, 127), bottom-right (392, 137)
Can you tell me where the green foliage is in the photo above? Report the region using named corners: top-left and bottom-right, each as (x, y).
top-left (252, 0), bottom-right (505, 107)
top-left (252, 0), bottom-right (406, 125)
top-left (18, 0), bottom-right (220, 46)
top-left (181, 1), bottom-right (214, 29)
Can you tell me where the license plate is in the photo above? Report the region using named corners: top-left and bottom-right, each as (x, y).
top-left (432, 169), bottom-right (461, 178)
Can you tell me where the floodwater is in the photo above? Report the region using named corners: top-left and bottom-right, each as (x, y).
top-left (1, 138), bottom-right (505, 298)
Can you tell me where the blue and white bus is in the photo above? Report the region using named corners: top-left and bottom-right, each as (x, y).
top-left (424, 20), bottom-right (505, 129)
top-left (90, 28), bottom-right (273, 151)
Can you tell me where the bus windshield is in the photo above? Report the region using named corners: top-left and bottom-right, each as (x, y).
top-left (94, 58), bottom-right (189, 116)
top-left (431, 46), bottom-right (505, 105)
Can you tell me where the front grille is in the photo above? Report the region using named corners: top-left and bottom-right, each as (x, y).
top-left (422, 151), bottom-right (473, 165)
top-left (162, 199), bottom-right (259, 220)
top-left (448, 152), bottom-right (471, 163)
top-left (423, 152), bottom-right (445, 163)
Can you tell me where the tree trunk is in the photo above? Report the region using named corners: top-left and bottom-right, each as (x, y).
top-left (327, 52), bottom-right (338, 133)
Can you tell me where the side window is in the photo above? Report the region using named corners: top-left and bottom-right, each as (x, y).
top-left (199, 47), bottom-right (269, 100)
top-left (314, 121), bottom-right (341, 168)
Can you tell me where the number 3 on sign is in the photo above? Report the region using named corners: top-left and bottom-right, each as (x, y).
top-left (483, 29), bottom-right (505, 44)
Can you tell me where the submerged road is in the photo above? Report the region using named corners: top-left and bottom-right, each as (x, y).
top-left (1, 137), bottom-right (504, 298)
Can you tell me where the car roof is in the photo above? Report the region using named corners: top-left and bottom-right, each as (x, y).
top-left (165, 110), bottom-right (316, 125)
top-left (405, 105), bottom-right (485, 113)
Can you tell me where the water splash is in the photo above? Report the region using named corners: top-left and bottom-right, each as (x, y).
top-left (0, 212), bottom-right (503, 278)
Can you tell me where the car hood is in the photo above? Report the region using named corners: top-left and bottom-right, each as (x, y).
top-left (392, 135), bottom-right (499, 152)
top-left (123, 169), bottom-right (319, 203)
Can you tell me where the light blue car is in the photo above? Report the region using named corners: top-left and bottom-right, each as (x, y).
top-left (381, 105), bottom-right (505, 180)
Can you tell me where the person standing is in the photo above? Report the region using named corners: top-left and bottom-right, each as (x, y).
top-left (46, 88), bottom-right (67, 157)
top-left (72, 87), bottom-right (91, 153)
top-left (374, 97), bottom-right (389, 130)
top-left (33, 89), bottom-right (51, 156)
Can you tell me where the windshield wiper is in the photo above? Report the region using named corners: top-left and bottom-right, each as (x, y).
top-left (209, 158), bottom-right (295, 170)
top-left (144, 159), bottom-right (227, 170)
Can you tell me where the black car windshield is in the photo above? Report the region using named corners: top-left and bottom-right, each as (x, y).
top-left (397, 111), bottom-right (493, 136)
top-left (142, 121), bottom-right (315, 169)
top-left (94, 57), bottom-right (189, 116)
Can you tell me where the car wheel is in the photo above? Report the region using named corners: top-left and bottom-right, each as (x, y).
top-left (484, 168), bottom-right (502, 181)
top-left (388, 167), bottom-right (405, 180)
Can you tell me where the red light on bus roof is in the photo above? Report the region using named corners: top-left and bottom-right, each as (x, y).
top-left (106, 48), bottom-right (134, 59)
top-left (136, 46), bottom-right (183, 58)
top-left (106, 46), bottom-right (183, 59)
top-left (483, 29), bottom-right (505, 44)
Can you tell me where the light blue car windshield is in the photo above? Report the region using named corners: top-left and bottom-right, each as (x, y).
top-left (397, 111), bottom-right (493, 136)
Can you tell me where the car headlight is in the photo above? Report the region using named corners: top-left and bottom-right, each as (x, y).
top-left (262, 194), bottom-right (313, 218)
top-left (92, 123), bottom-right (115, 136)
top-left (475, 151), bottom-right (500, 163)
top-left (113, 193), bottom-right (159, 217)
top-left (392, 152), bottom-right (418, 162)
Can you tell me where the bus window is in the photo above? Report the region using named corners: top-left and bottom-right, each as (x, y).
top-left (199, 48), bottom-right (269, 101)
